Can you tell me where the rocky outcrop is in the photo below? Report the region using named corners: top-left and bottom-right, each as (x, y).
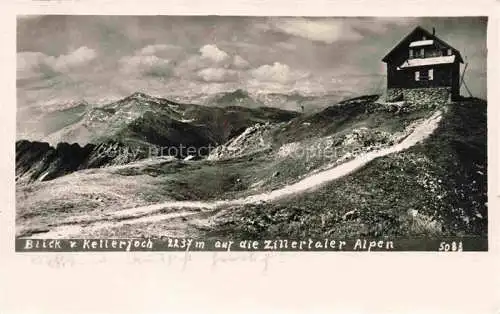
top-left (15, 140), bottom-right (148, 183)
top-left (207, 123), bottom-right (275, 161)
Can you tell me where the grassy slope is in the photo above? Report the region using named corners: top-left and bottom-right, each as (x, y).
top-left (206, 98), bottom-right (487, 239)
top-left (110, 95), bottom-right (438, 202)
top-left (16, 96), bottom-right (486, 240)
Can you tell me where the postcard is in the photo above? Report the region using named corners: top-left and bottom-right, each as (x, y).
top-left (1, 1), bottom-right (498, 313)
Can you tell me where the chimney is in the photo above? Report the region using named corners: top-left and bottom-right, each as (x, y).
top-left (432, 27), bottom-right (436, 36)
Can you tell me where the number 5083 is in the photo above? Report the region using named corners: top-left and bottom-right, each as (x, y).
top-left (438, 241), bottom-right (463, 252)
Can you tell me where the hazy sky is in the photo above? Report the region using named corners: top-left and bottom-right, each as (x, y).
top-left (17, 16), bottom-right (487, 111)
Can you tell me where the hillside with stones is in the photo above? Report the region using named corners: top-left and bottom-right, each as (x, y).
top-left (16, 93), bottom-right (487, 241)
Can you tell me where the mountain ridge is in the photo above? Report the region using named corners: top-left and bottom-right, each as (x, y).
top-left (41, 91), bottom-right (300, 145)
top-left (16, 91), bottom-right (301, 182)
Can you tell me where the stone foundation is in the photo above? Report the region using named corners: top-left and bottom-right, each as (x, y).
top-left (404, 87), bottom-right (451, 106)
top-left (387, 87), bottom-right (451, 107)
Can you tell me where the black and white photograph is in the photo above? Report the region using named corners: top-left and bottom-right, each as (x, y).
top-left (15, 16), bottom-right (487, 250)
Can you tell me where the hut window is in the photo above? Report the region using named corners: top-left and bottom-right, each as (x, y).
top-left (429, 69), bottom-right (434, 80)
top-left (415, 71), bottom-right (420, 81)
top-left (420, 48), bottom-right (425, 57)
top-left (409, 49), bottom-right (414, 58)
top-left (447, 48), bottom-right (452, 55)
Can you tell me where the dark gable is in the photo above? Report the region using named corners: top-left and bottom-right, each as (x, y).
top-left (382, 26), bottom-right (464, 64)
top-left (383, 26), bottom-right (463, 103)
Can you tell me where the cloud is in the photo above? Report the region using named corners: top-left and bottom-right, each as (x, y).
top-left (137, 44), bottom-right (178, 55)
top-left (199, 44), bottom-right (230, 63)
top-left (118, 44), bottom-right (181, 77)
top-left (232, 55), bottom-right (250, 69)
top-left (276, 42), bottom-right (297, 51)
top-left (250, 62), bottom-right (309, 83)
top-left (197, 68), bottom-right (239, 82)
top-left (263, 18), bottom-right (364, 43)
top-left (135, 44), bottom-right (184, 61)
top-left (261, 17), bottom-right (421, 44)
top-left (362, 17), bottom-right (420, 34)
top-left (122, 44), bottom-right (247, 81)
top-left (174, 44), bottom-right (249, 80)
top-left (119, 55), bottom-right (171, 77)
top-left (51, 46), bottom-right (97, 72)
top-left (174, 45), bottom-right (230, 75)
top-left (17, 52), bottom-right (51, 80)
top-left (17, 46), bottom-right (97, 80)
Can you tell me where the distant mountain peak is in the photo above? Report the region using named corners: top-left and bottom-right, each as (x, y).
top-left (216, 89), bottom-right (251, 102)
top-left (129, 91), bottom-right (152, 98)
top-left (229, 89), bottom-right (249, 97)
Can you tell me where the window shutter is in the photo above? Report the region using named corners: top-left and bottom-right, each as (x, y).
top-left (447, 48), bottom-right (452, 55)
top-left (420, 48), bottom-right (424, 57)
top-left (429, 69), bottom-right (434, 80)
top-left (409, 49), bottom-right (413, 58)
top-left (415, 71), bottom-right (420, 81)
